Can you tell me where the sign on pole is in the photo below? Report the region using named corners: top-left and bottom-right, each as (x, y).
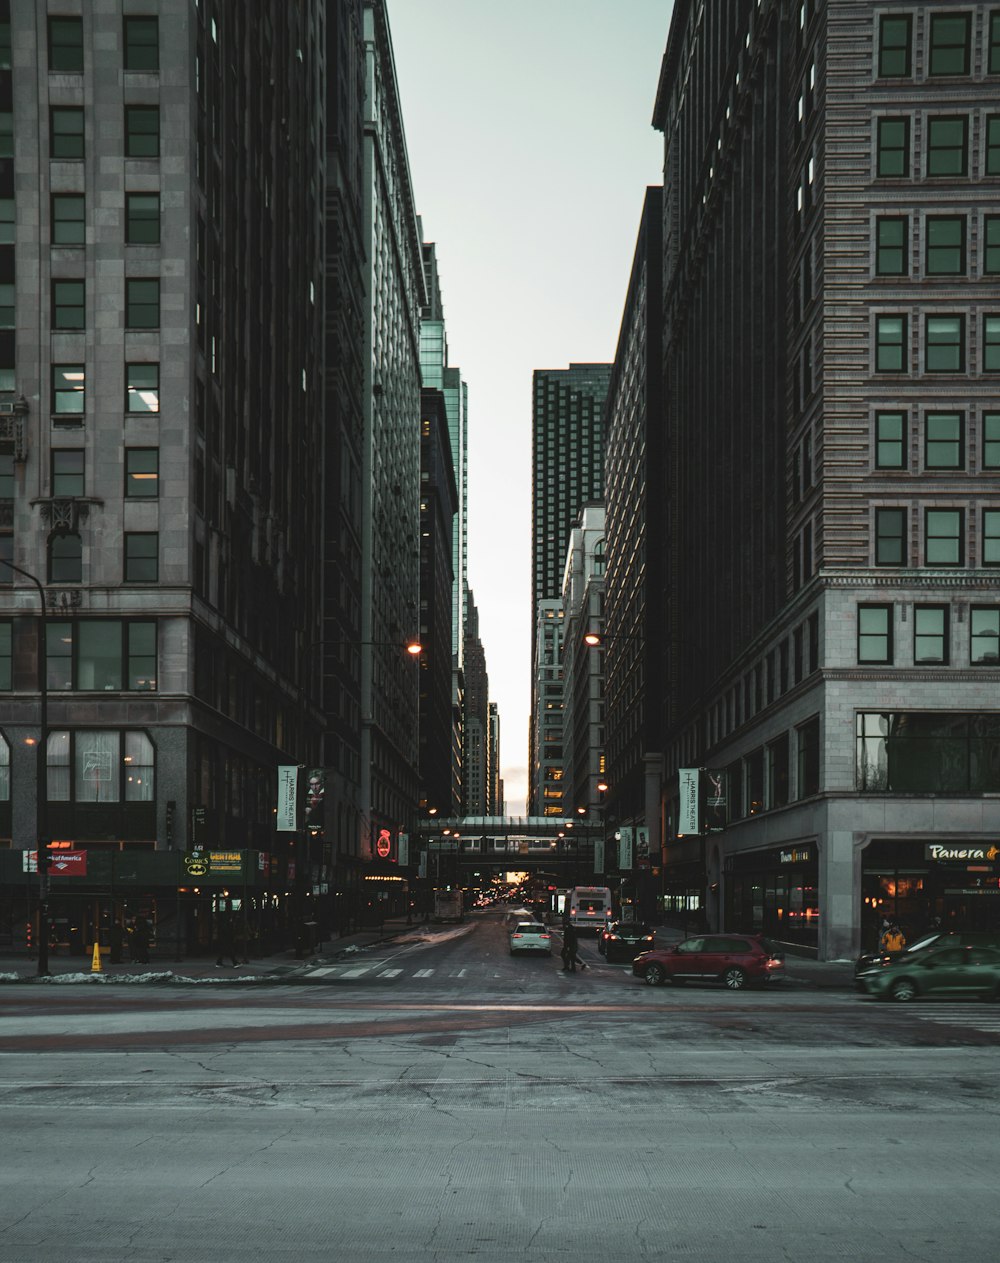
top-left (276, 765), bottom-right (298, 831)
top-left (398, 833), bottom-right (409, 866)
top-left (593, 836), bottom-right (605, 873)
top-left (618, 827), bottom-right (634, 870)
top-left (678, 768), bottom-right (701, 835)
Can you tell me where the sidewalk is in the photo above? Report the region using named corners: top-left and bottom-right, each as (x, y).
top-left (0, 917), bottom-right (417, 985)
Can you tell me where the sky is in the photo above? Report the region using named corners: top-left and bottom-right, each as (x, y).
top-left (389, 0), bottom-right (673, 815)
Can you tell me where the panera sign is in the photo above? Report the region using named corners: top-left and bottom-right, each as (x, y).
top-left (924, 844), bottom-right (999, 862)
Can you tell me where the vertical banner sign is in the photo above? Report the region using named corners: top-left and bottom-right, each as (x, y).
top-left (593, 836), bottom-right (605, 874)
top-left (703, 768), bottom-right (729, 832)
top-left (397, 833), bottom-right (409, 866)
top-left (303, 768), bottom-right (326, 831)
top-left (418, 850), bottom-right (427, 879)
top-left (635, 827), bottom-right (650, 863)
top-left (618, 827), bottom-right (634, 871)
top-left (276, 765), bottom-right (298, 831)
top-left (678, 768), bottom-right (701, 835)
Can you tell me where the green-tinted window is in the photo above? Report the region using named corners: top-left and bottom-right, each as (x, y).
top-left (927, 116), bottom-right (968, 176)
top-left (51, 449), bottom-right (84, 497)
top-left (875, 315), bottom-right (907, 372)
top-left (126, 363), bottom-right (159, 413)
top-left (0, 620), bottom-right (10, 691)
top-left (50, 107), bottom-right (84, 159)
top-left (875, 508), bottom-right (907, 565)
top-left (983, 316), bottom-right (1000, 372)
top-left (925, 216), bottom-right (965, 275)
top-left (125, 106), bottom-right (159, 158)
top-left (0, 111), bottom-right (12, 159)
top-left (991, 12), bottom-right (1000, 75)
top-left (0, 282), bottom-right (12, 328)
top-left (925, 413), bottom-right (963, 469)
top-left (925, 509), bottom-right (963, 566)
top-left (971, 608), bottom-right (1000, 664)
top-left (875, 411), bottom-right (906, 468)
top-left (878, 15), bottom-right (912, 77)
top-left (858, 605), bottom-right (893, 664)
top-left (0, 199), bottom-right (13, 244)
top-left (125, 193), bottom-right (160, 244)
top-left (983, 413), bottom-right (1000, 469)
top-left (48, 17), bottom-right (83, 72)
top-left (51, 194), bottom-right (85, 245)
top-left (877, 117), bottom-right (910, 176)
top-left (48, 533), bottom-right (82, 584)
top-left (985, 511), bottom-right (1000, 566)
top-left (0, 20), bottom-right (11, 70)
top-left (914, 606), bottom-right (948, 664)
top-left (52, 365), bottom-right (85, 414)
top-left (988, 117), bottom-right (1000, 177)
top-left (925, 315), bottom-right (964, 372)
top-left (127, 622), bottom-right (157, 690)
top-left (928, 13), bottom-right (970, 76)
top-left (125, 449), bottom-right (159, 498)
top-left (986, 217), bottom-right (1000, 274)
top-left (52, 279), bottom-right (85, 330)
top-left (78, 621), bottom-right (122, 690)
top-left (124, 532), bottom-right (158, 582)
top-left (0, 452), bottom-right (12, 498)
top-left (125, 278), bottom-right (159, 328)
top-left (124, 17), bottom-right (159, 71)
top-left (46, 621), bottom-right (73, 690)
top-left (875, 216), bottom-right (907, 275)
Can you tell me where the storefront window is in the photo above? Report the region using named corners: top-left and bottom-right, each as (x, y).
top-left (857, 712), bottom-right (1000, 792)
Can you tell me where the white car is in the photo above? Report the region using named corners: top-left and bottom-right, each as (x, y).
top-left (509, 922), bottom-right (552, 956)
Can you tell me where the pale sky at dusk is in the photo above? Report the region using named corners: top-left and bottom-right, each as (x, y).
top-left (389, 1), bottom-right (673, 814)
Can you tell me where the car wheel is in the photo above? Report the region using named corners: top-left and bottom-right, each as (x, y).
top-left (722, 967), bottom-right (747, 990)
top-left (644, 963), bottom-right (666, 986)
top-left (890, 978), bottom-right (917, 1002)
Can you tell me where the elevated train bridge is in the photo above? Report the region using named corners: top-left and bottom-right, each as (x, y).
top-left (417, 816), bottom-right (602, 888)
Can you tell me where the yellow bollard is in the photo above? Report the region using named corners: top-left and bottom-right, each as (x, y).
top-left (90, 941), bottom-right (103, 973)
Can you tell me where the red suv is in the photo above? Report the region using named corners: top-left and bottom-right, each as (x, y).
top-left (632, 934), bottom-right (785, 990)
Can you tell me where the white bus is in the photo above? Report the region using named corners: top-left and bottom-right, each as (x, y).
top-left (566, 886), bottom-right (613, 933)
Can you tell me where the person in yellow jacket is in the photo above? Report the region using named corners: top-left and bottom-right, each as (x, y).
top-left (880, 923), bottom-right (906, 954)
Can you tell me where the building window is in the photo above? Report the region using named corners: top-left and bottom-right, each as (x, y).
top-left (926, 116), bottom-right (968, 177)
top-left (0, 112), bottom-right (11, 160)
top-left (52, 365), bottom-right (85, 415)
top-left (858, 604), bottom-right (893, 664)
top-left (991, 11), bottom-right (1000, 74)
top-left (124, 17), bottom-right (159, 72)
top-left (797, 717), bottom-right (820, 798)
top-left (914, 606), bottom-right (949, 664)
top-left (0, 199), bottom-right (12, 244)
top-left (986, 216), bottom-right (1000, 274)
top-left (124, 532), bottom-right (158, 582)
top-left (125, 449), bottom-right (159, 498)
top-left (126, 363), bottom-right (159, 413)
top-left (51, 194), bottom-right (85, 245)
top-left (925, 508), bottom-right (963, 566)
top-left (875, 508), bottom-right (907, 566)
top-left (744, 748), bottom-right (765, 816)
top-left (878, 14), bottom-right (912, 76)
top-left (928, 12), bottom-right (970, 76)
top-left (48, 17), bottom-right (83, 72)
top-left (0, 452), bottom-right (12, 498)
top-left (50, 106), bottom-right (84, 159)
top-left (971, 607), bottom-right (1000, 664)
top-left (925, 315), bottom-right (964, 372)
top-left (877, 117), bottom-right (910, 177)
top-left (875, 216), bottom-right (907, 275)
top-left (48, 532), bottom-right (82, 583)
top-left (0, 282), bottom-right (12, 328)
top-left (767, 734), bottom-right (790, 809)
top-left (988, 116), bottom-right (1000, 177)
top-left (925, 216), bottom-right (965, 275)
top-left (0, 620), bottom-right (10, 691)
top-left (124, 106), bottom-right (159, 159)
top-left (52, 279), bottom-right (85, 330)
top-left (924, 412), bottom-right (964, 469)
top-left (125, 193), bottom-right (160, 244)
top-left (984, 316), bottom-right (1000, 372)
top-left (875, 315), bottom-right (907, 371)
top-left (856, 712), bottom-right (1000, 793)
top-left (984, 510), bottom-right (1000, 566)
top-left (983, 412), bottom-right (1000, 469)
top-left (125, 278), bottom-right (159, 328)
top-left (51, 449), bottom-right (84, 497)
top-left (875, 411), bottom-right (906, 468)
top-left (46, 729), bottom-right (155, 803)
top-left (46, 620), bottom-right (157, 691)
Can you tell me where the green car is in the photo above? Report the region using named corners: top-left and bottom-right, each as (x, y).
top-left (858, 944), bottom-right (1000, 1002)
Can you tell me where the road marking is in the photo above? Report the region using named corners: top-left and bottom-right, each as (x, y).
top-left (413, 969), bottom-right (435, 978)
top-left (914, 1007), bottom-right (1000, 1033)
top-left (453, 968), bottom-right (467, 977)
top-left (305, 967), bottom-right (340, 978)
top-left (377, 969), bottom-right (403, 978)
top-left (340, 967), bottom-right (370, 978)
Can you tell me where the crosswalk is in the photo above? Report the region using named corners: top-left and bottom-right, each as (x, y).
top-left (298, 961), bottom-right (475, 983)
top-left (912, 1005), bottom-right (1000, 1035)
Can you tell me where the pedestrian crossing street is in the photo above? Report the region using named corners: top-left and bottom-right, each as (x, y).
top-left (911, 1005), bottom-right (1000, 1035)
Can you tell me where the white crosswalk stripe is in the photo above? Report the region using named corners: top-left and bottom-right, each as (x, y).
top-left (340, 967), bottom-right (370, 978)
top-left (914, 1007), bottom-right (1000, 1033)
top-left (377, 968), bottom-right (403, 978)
top-left (305, 966), bottom-right (340, 977)
top-left (413, 968), bottom-right (434, 977)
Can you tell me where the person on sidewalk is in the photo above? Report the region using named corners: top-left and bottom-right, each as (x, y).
top-left (879, 922), bottom-right (906, 955)
top-left (215, 912), bottom-right (241, 968)
top-left (560, 919), bottom-right (587, 972)
top-left (129, 916), bottom-right (151, 964)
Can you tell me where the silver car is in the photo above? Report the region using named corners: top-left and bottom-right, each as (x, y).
top-left (509, 921), bottom-right (552, 956)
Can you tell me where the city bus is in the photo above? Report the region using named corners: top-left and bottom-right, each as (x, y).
top-left (566, 886), bottom-right (613, 933)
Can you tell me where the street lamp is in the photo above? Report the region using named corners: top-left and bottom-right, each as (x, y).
top-left (0, 559), bottom-right (50, 977)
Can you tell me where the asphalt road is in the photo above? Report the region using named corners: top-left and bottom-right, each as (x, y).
top-left (1, 909), bottom-right (998, 1263)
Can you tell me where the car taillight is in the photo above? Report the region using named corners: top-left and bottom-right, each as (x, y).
top-left (540, 934), bottom-right (550, 939)
top-left (642, 936), bottom-right (653, 942)
top-left (512, 934), bottom-right (522, 939)
top-left (766, 957), bottom-right (781, 967)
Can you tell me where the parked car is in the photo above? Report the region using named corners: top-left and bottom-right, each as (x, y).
top-left (854, 930), bottom-right (1000, 984)
top-left (597, 922), bottom-right (655, 962)
top-left (857, 944), bottom-right (1000, 1002)
top-left (509, 922), bottom-right (553, 956)
top-left (632, 934), bottom-right (785, 990)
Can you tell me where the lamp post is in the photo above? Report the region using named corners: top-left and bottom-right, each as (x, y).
top-left (1, 559), bottom-right (49, 977)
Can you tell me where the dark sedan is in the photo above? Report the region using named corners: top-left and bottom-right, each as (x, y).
top-left (857, 945), bottom-right (1000, 1001)
top-left (597, 922), bottom-right (655, 962)
top-left (854, 930), bottom-right (1000, 985)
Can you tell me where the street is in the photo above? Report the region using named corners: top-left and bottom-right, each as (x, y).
top-left (1, 910), bottom-right (998, 1262)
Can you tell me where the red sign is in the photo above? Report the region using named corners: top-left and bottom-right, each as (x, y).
top-left (375, 829), bottom-right (392, 859)
top-left (45, 850), bottom-right (88, 877)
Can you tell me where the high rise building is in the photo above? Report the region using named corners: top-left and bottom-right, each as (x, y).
top-left (461, 591), bottom-right (490, 816)
top-left (529, 363), bottom-right (610, 813)
top-left (530, 600), bottom-right (565, 818)
top-left (649, 0), bottom-right (1000, 958)
top-left (560, 503), bottom-right (606, 816)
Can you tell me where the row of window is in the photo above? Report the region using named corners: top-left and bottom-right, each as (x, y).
top-left (724, 716), bottom-right (821, 821)
top-left (0, 619), bottom-right (160, 693)
top-left (878, 12), bottom-right (1000, 80)
top-left (30, 448), bottom-right (160, 499)
top-left (875, 213), bottom-right (1000, 277)
top-left (49, 363), bottom-right (159, 416)
top-left (51, 279), bottom-right (162, 330)
top-left (873, 312), bottom-right (1000, 374)
top-left (51, 192), bottom-right (160, 245)
top-left (48, 16), bottom-right (159, 73)
top-left (857, 712), bottom-right (1000, 794)
top-left (858, 604), bottom-right (999, 666)
top-left (873, 408), bottom-right (1000, 472)
top-left (0, 532), bottom-right (160, 587)
top-left (876, 114), bottom-right (1000, 180)
top-left (44, 105), bottom-right (161, 160)
top-left (0, 728), bottom-right (155, 804)
top-left (874, 506), bottom-right (1000, 566)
